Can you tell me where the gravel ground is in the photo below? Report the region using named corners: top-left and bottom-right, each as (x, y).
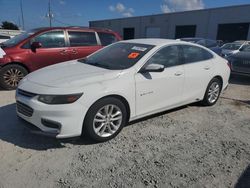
top-left (0, 76), bottom-right (249, 188)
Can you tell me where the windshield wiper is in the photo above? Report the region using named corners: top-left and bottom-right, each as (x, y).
top-left (90, 62), bottom-right (111, 69)
top-left (78, 59), bottom-right (111, 69)
top-left (78, 58), bottom-right (86, 63)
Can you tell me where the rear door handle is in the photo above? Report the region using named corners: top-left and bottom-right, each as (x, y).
top-left (71, 49), bottom-right (78, 55)
top-left (174, 71), bottom-right (183, 76)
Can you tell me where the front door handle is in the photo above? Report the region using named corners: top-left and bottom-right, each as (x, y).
top-left (174, 71), bottom-right (183, 76)
top-left (60, 50), bottom-right (67, 55)
top-left (204, 66), bottom-right (211, 70)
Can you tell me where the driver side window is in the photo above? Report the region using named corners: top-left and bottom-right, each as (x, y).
top-left (146, 45), bottom-right (181, 68)
top-left (32, 30), bottom-right (66, 48)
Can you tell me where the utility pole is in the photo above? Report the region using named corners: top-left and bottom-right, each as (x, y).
top-left (18, 16), bottom-right (21, 28)
top-left (47, 0), bottom-right (53, 27)
top-left (20, 0), bottom-right (25, 30)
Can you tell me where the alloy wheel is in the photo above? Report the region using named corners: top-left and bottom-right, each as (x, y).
top-left (3, 68), bottom-right (24, 87)
top-left (93, 104), bottom-right (123, 138)
top-left (207, 82), bottom-right (220, 104)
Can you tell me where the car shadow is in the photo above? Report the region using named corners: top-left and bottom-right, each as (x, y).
top-left (128, 105), bottom-right (188, 126)
top-left (0, 102), bottom-right (191, 150)
top-left (235, 165), bottom-right (250, 188)
top-left (230, 75), bottom-right (250, 86)
top-left (221, 96), bottom-right (250, 106)
top-left (0, 103), bottom-right (96, 150)
top-left (244, 100), bottom-right (250, 105)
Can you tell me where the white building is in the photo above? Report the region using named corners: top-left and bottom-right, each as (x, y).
top-left (90, 4), bottom-right (250, 42)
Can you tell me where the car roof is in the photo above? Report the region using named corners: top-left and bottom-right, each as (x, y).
top-left (29, 26), bottom-right (116, 33)
top-left (180, 37), bottom-right (204, 40)
top-left (121, 38), bottom-right (193, 47)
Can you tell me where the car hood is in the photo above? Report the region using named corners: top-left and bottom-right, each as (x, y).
top-left (25, 60), bottom-right (121, 88)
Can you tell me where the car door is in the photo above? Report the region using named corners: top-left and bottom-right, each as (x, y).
top-left (27, 30), bottom-right (70, 70)
top-left (180, 45), bottom-right (215, 102)
top-left (135, 45), bottom-right (184, 116)
top-left (67, 30), bottom-right (102, 60)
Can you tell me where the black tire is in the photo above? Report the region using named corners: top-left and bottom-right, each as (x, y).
top-left (0, 64), bottom-right (28, 90)
top-left (202, 78), bottom-right (222, 106)
top-left (83, 97), bottom-right (127, 142)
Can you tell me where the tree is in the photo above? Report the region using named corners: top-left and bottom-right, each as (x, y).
top-left (1, 21), bottom-right (19, 30)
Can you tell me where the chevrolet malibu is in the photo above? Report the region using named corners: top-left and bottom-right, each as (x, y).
top-left (16, 39), bottom-right (230, 142)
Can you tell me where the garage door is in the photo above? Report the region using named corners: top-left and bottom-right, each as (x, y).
top-left (217, 23), bottom-right (250, 42)
top-left (175, 25), bottom-right (196, 39)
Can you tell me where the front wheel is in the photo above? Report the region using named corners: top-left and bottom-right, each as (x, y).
top-left (83, 97), bottom-right (127, 142)
top-left (202, 78), bottom-right (222, 106)
top-left (0, 64), bottom-right (28, 90)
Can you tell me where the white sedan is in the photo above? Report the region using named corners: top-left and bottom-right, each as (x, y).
top-left (16, 39), bottom-right (230, 141)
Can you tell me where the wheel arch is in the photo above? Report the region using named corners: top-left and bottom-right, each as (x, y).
top-left (82, 94), bottom-right (131, 134)
top-left (104, 94), bottom-right (131, 122)
top-left (89, 94), bottom-right (131, 121)
top-left (213, 75), bottom-right (223, 88)
top-left (2, 62), bottom-right (30, 73)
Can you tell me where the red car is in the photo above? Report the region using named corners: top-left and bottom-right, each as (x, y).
top-left (0, 27), bottom-right (121, 89)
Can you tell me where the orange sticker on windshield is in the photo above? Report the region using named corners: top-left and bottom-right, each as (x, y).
top-left (128, 52), bottom-right (140, 59)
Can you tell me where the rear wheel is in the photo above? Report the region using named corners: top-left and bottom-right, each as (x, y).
top-left (202, 78), bottom-right (222, 106)
top-left (83, 97), bottom-right (127, 142)
top-left (0, 64), bottom-right (28, 90)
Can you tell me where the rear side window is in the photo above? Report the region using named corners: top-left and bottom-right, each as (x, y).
top-left (98, 32), bottom-right (117, 46)
top-left (32, 30), bottom-right (65, 48)
top-left (181, 45), bottom-right (213, 63)
top-left (68, 31), bottom-right (97, 46)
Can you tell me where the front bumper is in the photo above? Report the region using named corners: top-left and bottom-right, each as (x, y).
top-left (231, 70), bottom-right (250, 77)
top-left (16, 92), bottom-right (88, 138)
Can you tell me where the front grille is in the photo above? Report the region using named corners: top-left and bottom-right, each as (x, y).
top-left (231, 60), bottom-right (250, 73)
top-left (17, 89), bottom-right (37, 98)
top-left (16, 101), bottom-right (34, 117)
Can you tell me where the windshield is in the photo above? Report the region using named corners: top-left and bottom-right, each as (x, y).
top-left (222, 43), bottom-right (242, 50)
top-left (1, 30), bottom-right (35, 48)
top-left (78, 42), bottom-right (155, 70)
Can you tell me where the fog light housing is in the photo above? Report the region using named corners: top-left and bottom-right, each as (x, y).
top-left (41, 119), bottom-right (61, 129)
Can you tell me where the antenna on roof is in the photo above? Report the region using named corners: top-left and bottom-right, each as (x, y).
top-left (46, 0), bottom-right (53, 27)
top-left (20, 0), bottom-right (25, 29)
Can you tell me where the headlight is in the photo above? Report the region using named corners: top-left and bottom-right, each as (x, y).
top-left (38, 93), bottom-right (83, 104)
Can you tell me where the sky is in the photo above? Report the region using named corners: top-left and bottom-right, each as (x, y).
top-left (0, 0), bottom-right (249, 30)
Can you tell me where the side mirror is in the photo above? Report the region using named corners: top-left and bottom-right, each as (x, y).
top-left (140, 64), bottom-right (165, 73)
top-left (31, 42), bottom-right (42, 50)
